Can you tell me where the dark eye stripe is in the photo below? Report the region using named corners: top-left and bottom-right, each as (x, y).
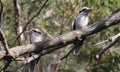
top-left (32, 30), bottom-right (41, 34)
top-left (33, 30), bottom-right (37, 32)
top-left (79, 9), bottom-right (86, 13)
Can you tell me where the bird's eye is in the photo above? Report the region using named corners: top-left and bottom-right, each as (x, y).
top-left (79, 9), bottom-right (86, 13)
top-left (32, 29), bottom-right (42, 34)
top-left (82, 9), bottom-right (86, 11)
top-left (33, 30), bottom-right (37, 32)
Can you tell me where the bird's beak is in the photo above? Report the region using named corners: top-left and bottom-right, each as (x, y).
top-left (24, 31), bottom-right (31, 34)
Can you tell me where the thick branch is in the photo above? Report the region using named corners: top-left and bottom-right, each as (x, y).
top-left (0, 9), bottom-right (120, 60)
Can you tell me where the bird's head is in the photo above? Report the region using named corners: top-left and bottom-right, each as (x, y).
top-left (30, 29), bottom-right (42, 35)
top-left (24, 28), bottom-right (42, 35)
top-left (79, 7), bottom-right (92, 14)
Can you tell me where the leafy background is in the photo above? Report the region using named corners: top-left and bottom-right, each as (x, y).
top-left (1, 0), bottom-right (120, 72)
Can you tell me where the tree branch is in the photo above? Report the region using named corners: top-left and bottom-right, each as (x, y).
top-left (10, 54), bottom-right (40, 72)
top-left (13, 0), bottom-right (24, 45)
top-left (96, 33), bottom-right (120, 59)
top-left (0, 29), bottom-right (10, 54)
top-left (0, 0), bottom-right (3, 27)
top-left (0, 29), bottom-right (15, 71)
top-left (0, 8), bottom-right (119, 62)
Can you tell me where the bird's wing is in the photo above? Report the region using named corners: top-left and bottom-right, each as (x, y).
top-left (72, 19), bottom-right (76, 31)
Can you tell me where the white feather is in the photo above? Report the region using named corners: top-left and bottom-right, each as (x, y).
top-left (75, 12), bottom-right (89, 30)
top-left (30, 29), bottom-right (43, 43)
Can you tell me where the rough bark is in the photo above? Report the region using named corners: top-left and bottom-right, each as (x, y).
top-left (0, 8), bottom-right (120, 61)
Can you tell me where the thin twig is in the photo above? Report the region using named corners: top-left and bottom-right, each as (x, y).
top-left (0, 0), bottom-right (3, 27)
top-left (60, 48), bottom-right (74, 60)
top-left (12, 0), bottom-right (49, 46)
top-left (95, 39), bottom-right (109, 46)
top-left (0, 28), bottom-right (10, 54)
top-left (96, 33), bottom-right (120, 59)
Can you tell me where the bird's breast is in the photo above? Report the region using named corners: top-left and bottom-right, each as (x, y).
top-left (75, 14), bottom-right (89, 29)
top-left (30, 34), bottom-right (43, 43)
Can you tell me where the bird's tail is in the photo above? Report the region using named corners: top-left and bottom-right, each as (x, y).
top-left (28, 53), bottom-right (40, 72)
top-left (73, 37), bottom-right (85, 55)
top-left (29, 60), bottom-right (36, 72)
top-left (73, 46), bottom-right (80, 55)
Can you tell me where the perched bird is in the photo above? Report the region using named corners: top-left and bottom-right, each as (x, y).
top-left (29, 29), bottom-right (43, 72)
top-left (72, 7), bottom-right (92, 55)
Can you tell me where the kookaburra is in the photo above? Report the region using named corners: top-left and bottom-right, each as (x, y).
top-left (72, 7), bottom-right (92, 55)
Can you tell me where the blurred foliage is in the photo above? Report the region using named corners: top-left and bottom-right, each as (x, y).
top-left (1, 0), bottom-right (120, 72)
